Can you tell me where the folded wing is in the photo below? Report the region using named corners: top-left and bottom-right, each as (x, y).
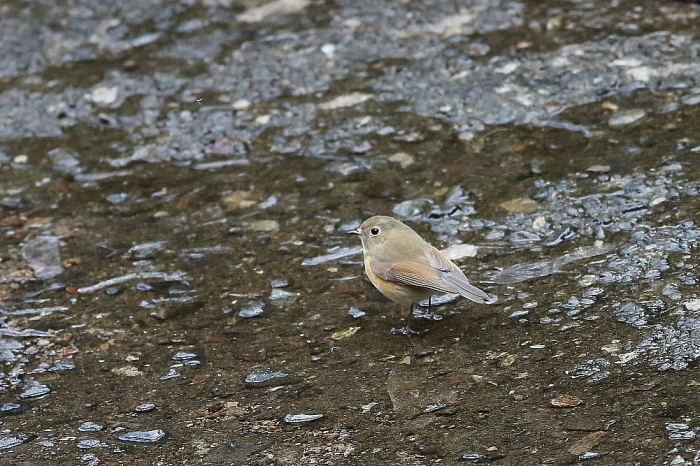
top-left (371, 246), bottom-right (488, 303)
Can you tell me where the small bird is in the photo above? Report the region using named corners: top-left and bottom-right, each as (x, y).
top-left (349, 216), bottom-right (488, 316)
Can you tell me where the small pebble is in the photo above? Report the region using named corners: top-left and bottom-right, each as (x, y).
top-left (348, 307), bottom-right (366, 318)
top-left (608, 109), bottom-right (645, 126)
top-left (239, 301), bottom-right (265, 318)
top-left (134, 403), bottom-right (157, 413)
top-left (117, 429), bottom-right (171, 443)
top-left (244, 369), bottom-right (297, 388)
top-left (283, 413), bottom-right (324, 423)
top-left (78, 422), bottom-right (104, 432)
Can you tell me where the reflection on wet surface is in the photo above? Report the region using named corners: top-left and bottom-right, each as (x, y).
top-left (1, 0), bottom-right (700, 464)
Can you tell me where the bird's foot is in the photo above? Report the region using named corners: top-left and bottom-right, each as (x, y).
top-left (390, 325), bottom-right (426, 336)
top-left (412, 307), bottom-right (443, 321)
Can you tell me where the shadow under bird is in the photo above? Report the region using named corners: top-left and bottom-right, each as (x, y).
top-left (349, 216), bottom-right (488, 315)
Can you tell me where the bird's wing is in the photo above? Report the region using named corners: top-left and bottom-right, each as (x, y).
top-left (371, 251), bottom-right (488, 304)
top-left (425, 247), bottom-right (489, 302)
top-left (425, 246), bottom-right (457, 272)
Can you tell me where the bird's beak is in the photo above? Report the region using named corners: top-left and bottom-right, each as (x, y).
top-left (347, 229), bottom-right (361, 235)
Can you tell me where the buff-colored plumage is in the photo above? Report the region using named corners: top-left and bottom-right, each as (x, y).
top-left (350, 216), bottom-right (488, 307)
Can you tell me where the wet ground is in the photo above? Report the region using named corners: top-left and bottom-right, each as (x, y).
top-left (2, 0), bottom-right (700, 464)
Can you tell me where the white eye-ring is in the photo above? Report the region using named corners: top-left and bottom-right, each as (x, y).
top-left (370, 227), bottom-right (380, 236)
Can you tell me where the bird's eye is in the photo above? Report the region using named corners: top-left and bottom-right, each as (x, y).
top-left (370, 227), bottom-right (380, 236)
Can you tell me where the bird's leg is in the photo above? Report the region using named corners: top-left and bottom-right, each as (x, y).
top-left (421, 296), bottom-right (436, 320)
top-left (391, 303), bottom-right (421, 335)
